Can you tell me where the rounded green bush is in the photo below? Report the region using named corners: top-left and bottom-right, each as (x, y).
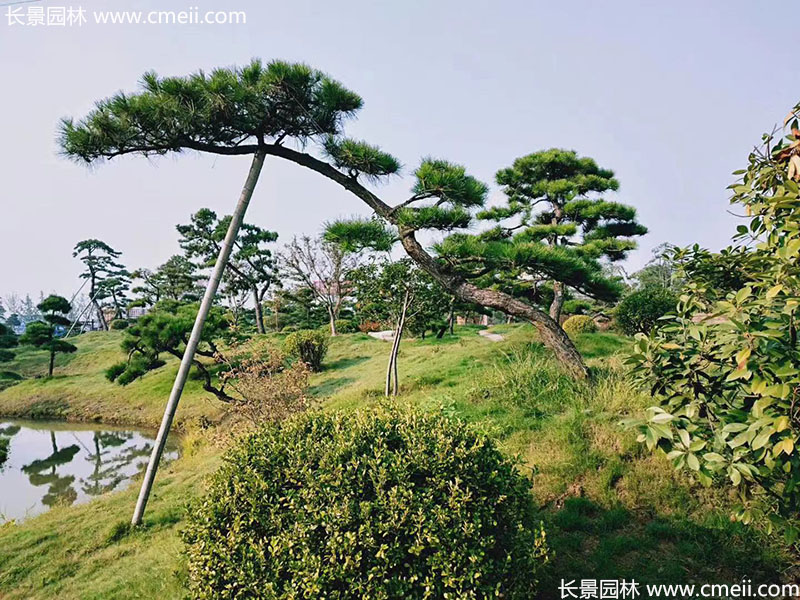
top-left (183, 409), bottom-right (548, 600)
top-left (110, 319), bottom-right (130, 330)
top-left (615, 286), bottom-right (676, 335)
top-left (282, 328), bottom-right (329, 372)
top-left (334, 318), bottom-right (357, 333)
top-left (562, 314), bottom-right (597, 335)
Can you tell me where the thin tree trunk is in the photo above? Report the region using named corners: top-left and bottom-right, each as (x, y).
top-left (550, 281), bottom-right (565, 323)
top-left (252, 287), bottom-right (265, 334)
top-left (391, 291), bottom-right (409, 397)
top-left (48, 350), bottom-right (55, 377)
top-left (131, 149), bottom-right (267, 526)
top-left (385, 313), bottom-right (402, 397)
top-left (328, 307), bottom-right (337, 336)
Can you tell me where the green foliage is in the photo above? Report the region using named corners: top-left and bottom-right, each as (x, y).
top-left (60, 60), bottom-right (363, 162)
top-left (110, 319), bottom-right (129, 330)
top-left (104, 362), bottom-right (127, 382)
top-left (73, 239), bottom-right (130, 319)
top-left (177, 208), bottom-right (279, 332)
top-left (562, 299), bottom-right (593, 315)
top-left (183, 408), bottom-right (548, 599)
top-left (323, 137), bottom-right (401, 181)
top-left (562, 315), bottom-right (597, 335)
top-left (332, 318), bottom-right (357, 333)
top-left (18, 296), bottom-right (77, 376)
top-left (615, 287), bottom-right (676, 335)
top-left (112, 301), bottom-right (231, 400)
top-left (323, 217), bottom-right (396, 253)
top-left (0, 323), bottom-right (18, 364)
top-left (282, 329), bottom-right (329, 372)
top-left (440, 149), bottom-right (644, 321)
top-left (349, 259), bottom-right (449, 337)
top-left (627, 103), bottom-right (800, 536)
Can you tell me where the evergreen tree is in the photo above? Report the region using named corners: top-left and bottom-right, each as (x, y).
top-left (73, 239), bottom-right (126, 330)
top-left (19, 295), bottom-right (77, 377)
top-left (462, 149), bottom-right (646, 322)
top-left (131, 256), bottom-right (202, 306)
top-left (0, 323), bottom-right (17, 364)
top-left (177, 208), bottom-right (279, 333)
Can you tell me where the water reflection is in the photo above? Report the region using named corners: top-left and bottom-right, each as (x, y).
top-left (0, 420), bottom-right (178, 523)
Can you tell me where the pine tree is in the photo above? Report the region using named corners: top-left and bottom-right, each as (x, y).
top-left (177, 208), bottom-right (279, 333)
top-left (73, 239), bottom-right (126, 330)
top-left (19, 295), bottom-right (77, 377)
top-left (467, 149), bottom-right (647, 322)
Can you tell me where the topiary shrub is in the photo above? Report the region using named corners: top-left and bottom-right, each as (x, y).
top-left (282, 329), bottom-right (329, 372)
top-left (562, 314), bottom-right (597, 336)
top-left (110, 319), bottom-right (130, 330)
top-left (183, 409), bottom-right (548, 599)
top-left (614, 286), bottom-right (676, 335)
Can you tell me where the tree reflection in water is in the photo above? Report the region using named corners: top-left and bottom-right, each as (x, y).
top-left (22, 431), bottom-right (80, 508)
top-left (81, 432), bottom-right (153, 497)
top-left (0, 425), bottom-right (20, 470)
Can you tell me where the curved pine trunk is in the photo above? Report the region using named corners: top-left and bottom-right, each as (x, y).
top-left (262, 144), bottom-right (590, 380)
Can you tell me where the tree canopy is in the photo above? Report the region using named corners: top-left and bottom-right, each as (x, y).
top-left (177, 208), bottom-right (279, 333)
top-left (19, 295), bottom-right (77, 377)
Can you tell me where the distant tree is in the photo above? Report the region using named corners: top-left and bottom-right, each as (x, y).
top-left (131, 256), bottom-right (202, 307)
top-left (0, 299), bottom-right (5, 323)
top-left (99, 271), bottom-right (132, 320)
top-left (21, 294), bottom-right (40, 324)
top-left (178, 208), bottom-right (279, 334)
top-left (0, 323), bottom-right (17, 364)
top-left (73, 239), bottom-right (126, 330)
top-left (19, 295), bottom-right (77, 377)
top-left (632, 243), bottom-right (681, 291)
top-left (5, 313), bottom-right (22, 332)
top-left (349, 258), bottom-right (449, 396)
top-left (280, 236), bottom-right (362, 336)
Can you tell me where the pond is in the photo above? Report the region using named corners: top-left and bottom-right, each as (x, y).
top-left (0, 419), bottom-right (178, 523)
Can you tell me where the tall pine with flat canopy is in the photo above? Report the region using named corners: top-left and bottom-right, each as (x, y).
top-left (476, 149), bottom-right (646, 322)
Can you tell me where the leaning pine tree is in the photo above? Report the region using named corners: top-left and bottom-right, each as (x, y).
top-left (60, 59), bottom-right (603, 522)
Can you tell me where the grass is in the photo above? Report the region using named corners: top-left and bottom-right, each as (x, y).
top-left (0, 331), bottom-right (224, 428)
top-left (0, 325), bottom-right (792, 598)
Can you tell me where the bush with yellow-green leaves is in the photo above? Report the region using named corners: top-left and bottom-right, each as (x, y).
top-left (183, 409), bottom-right (548, 599)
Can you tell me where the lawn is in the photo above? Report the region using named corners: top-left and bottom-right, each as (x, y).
top-left (0, 326), bottom-right (791, 598)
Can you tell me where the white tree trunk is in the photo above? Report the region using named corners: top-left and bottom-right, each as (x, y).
top-left (131, 149), bottom-right (267, 526)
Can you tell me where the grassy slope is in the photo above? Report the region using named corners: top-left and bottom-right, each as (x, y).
top-left (0, 331), bottom-right (224, 428)
top-left (0, 326), bottom-right (790, 598)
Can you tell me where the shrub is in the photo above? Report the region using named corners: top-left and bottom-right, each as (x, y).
top-left (183, 409), bottom-right (548, 599)
top-left (110, 319), bottom-right (130, 330)
top-left (334, 318), bottom-right (357, 333)
top-left (627, 107), bottom-right (800, 535)
top-left (282, 329), bottom-right (329, 372)
top-left (615, 287), bottom-right (676, 335)
top-left (105, 362), bottom-right (127, 382)
top-left (358, 319), bottom-right (382, 333)
top-left (562, 314), bottom-right (597, 335)
top-left (219, 339), bottom-right (312, 425)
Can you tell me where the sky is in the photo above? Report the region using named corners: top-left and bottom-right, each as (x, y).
top-left (1, 0), bottom-right (798, 300)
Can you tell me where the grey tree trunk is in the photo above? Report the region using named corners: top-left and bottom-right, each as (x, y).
top-left (549, 281), bottom-right (565, 323)
top-left (252, 287), bottom-right (265, 334)
top-left (131, 149), bottom-right (267, 526)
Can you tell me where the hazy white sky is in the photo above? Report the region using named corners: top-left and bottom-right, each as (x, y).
top-left (1, 0), bottom-right (797, 299)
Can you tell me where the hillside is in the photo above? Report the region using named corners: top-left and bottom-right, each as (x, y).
top-left (0, 326), bottom-right (791, 598)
